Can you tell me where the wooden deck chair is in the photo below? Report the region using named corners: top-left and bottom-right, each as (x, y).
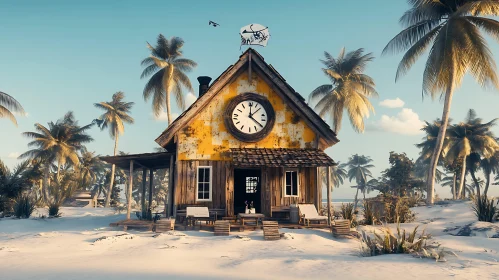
top-left (263, 221), bottom-right (280, 240)
top-left (298, 204), bottom-right (328, 226)
top-left (331, 219), bottom-right (351, 237)
top-left (186, 207), bottom-right (212, 226)
top-left (214, 220), bottom-right (230, 236)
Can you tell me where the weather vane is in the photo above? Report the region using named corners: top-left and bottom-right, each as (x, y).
top-left (240, 23), bottom-right (270, 49)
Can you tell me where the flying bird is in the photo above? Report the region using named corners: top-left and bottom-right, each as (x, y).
top-left (209, 21), bottom-right (220, 27)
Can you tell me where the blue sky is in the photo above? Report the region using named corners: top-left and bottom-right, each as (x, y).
top-left (1, 0), bottom-right (499, 198)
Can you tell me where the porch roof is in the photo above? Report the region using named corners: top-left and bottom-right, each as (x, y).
top-left (100, 152), bottom-right (174, 170)
top-left (229, 148), bottom-right (336, 167)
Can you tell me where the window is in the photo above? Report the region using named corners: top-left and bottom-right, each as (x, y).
top-left (284, 170), bottom-right (299, 197)
top-left (197, 166), bottom-right (212, 201)
top-left (246, 177), bottom-right (258, 193)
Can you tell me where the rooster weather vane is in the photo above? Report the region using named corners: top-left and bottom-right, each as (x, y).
top-left (240, 23), bottom-right (270, 48)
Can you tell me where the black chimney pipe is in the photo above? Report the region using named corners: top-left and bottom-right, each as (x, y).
top-left (197, 76), bottom-right (212, 97)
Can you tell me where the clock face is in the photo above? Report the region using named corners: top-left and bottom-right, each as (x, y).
top-left (224, 92), bottom-right (275, 142)
top-left (231, 100), bottom-right (268, 135)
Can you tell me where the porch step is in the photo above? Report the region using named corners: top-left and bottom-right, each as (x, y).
top-left (214, 220), bottom-right (230, 236)
top-left (263, 221), bottom-right (280, 240)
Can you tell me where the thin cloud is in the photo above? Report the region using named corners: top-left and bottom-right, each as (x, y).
top-left (379, 98), bottom-right (405, 108)
top-left (370, 108), bottom-right (424, 135)
top-left (8, 152), bottom-right (20, 159)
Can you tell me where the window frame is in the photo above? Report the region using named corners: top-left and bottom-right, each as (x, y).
top-left (283, 169), bottom-right (300, 197)
top-left (196, 166), bottom-right (212, 202)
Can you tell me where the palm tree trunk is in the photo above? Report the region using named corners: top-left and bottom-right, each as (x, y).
top-left (56, 161), bottom-right (61, 182)
top-left (426, 79), bottom-right (455, 205)
top-left (165, 66), bottom-right (174, 125)
top-left (353, 187), bottom-right (360, 210)
top-left (484, 171), bottom-right (491, 197)
top-left (43, 166), bottom-right (50, 205)
top-left (105, 135), bottom-right (119, 207)
top-left (457, 155), bottom-right (467, 200)
top-left (452, 172), bottom-right (457, 200)
top-left (470, 171), bottom-right (481, 208)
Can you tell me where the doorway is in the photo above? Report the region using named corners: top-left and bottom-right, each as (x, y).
top-left (234, 169), bottom-right (261, 215)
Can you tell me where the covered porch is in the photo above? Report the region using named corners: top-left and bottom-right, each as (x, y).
top-left (100, 152), bottom-right (176, 220)
top-left (228, 148), bottom-right (337, 225)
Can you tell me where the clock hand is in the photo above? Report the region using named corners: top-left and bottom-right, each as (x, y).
top-left (249, 106), bottom-right (252, 117)
top-left (249, 108), bottom-right (261, 117)
top-left (249, 115), bottom-right (263, 127)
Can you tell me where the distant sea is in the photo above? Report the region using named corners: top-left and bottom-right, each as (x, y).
top-left (322, 198), bottom-right (357, 203)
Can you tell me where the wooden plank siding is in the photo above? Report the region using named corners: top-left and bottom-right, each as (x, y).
top-left (263, 167), bottom-right (319, 216)
top-left (174, 161), bottom-right (319, 218)
top-left (174, 161), bottom-right (230, 211)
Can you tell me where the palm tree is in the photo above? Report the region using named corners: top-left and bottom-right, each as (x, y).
top-left (345, 154), bottom-right (375, 209)
top-left (94, 92), bottom-right (134, 207)
top-left (0, 159), bottom-right (41, 211)
top-left (480, 151), bottom-right (499, 196)
top-left (19, 112), bottom-right (93, 202)
top-left (384, 0), bottom-right (499, 204)
top-left (309, 48), bottom-right (378, 133)
top-left (445, 109), bottom-right (499, 199)
top-left (140, 34), bottom-right (197, 124)
top-left (415, 119), bottom-right (450, 163)
top-left (0, 91), bottom-right (25, 126)
top-left (76, 148), bottom-right (105, 190)
top-left (351, 178), bottom-right (378, 200)
top-left (440, 173), bottom-right (457, 197)
top-left (321, 162), bottom-right (348, 189)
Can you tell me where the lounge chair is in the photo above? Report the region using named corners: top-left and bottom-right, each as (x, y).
top-left (186, 207), bottom-right (213, 226)
top-left (298, 204), bottom-right (328, 226)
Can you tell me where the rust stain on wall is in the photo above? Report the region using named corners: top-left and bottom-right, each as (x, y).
top-left (177, 72), bottom-right (317, 160)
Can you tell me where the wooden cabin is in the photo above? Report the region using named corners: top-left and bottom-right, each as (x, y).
top-left (101, 48), bottom-right (339, 220)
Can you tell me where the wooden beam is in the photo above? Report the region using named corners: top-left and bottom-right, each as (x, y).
top-left (166, 155), bottom-right (175, 217)
top-left (148, 169), bottom-right (154, 216)
top-left (315, 167), bottom-right (321, 212)
top-left (141, 168), bottom-right (147, 214)
top-left (248, 51), bottom-right (252, 84)
top-left (326, 166), bottom-right (332, 226)
top-left (126, 160), bottom-right (134, 219)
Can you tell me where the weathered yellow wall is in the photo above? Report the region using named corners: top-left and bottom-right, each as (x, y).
top-left (177, 72), bottom-right (317, 160)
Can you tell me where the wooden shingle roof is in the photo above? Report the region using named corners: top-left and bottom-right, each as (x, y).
top-left (229, 148), bottom-right (336, 167)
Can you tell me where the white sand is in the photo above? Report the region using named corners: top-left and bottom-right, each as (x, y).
top-left (0, 202), bottom-right (498, 280)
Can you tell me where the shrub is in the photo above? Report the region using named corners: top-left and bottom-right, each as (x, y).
top-left (383, 196), bottom-right (415, 223)
top-left (359, 224), bottom-right (454, 261)
top-left (341, 203), bottom-right (357, 227)
top-left (406, 196), bottom-right (423, 208)
top-left (363, 200), bottom-right (378, 225)
top-left (13, 195), bottom-right (36, 219)
top-left (114, 204), bottom-right (126, 214)
top-left (472, 196), bottom-right (498, 222)
top-left (48, 203), bottom-right (61, 217)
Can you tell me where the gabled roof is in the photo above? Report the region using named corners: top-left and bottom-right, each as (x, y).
top-left (155, 48), bottom-right (339, 148)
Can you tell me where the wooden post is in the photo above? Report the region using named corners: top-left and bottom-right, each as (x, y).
top-left (166, 155), bottom-right (174, 217)
top-left (326, 166), bottom-right (332, 226)
top-left (248, 51), bottom-right (252, 84)
top-left (315, 168), bottom-right (321, 212)
top-left (126, 160), bottom-right (134, 220)
top-left (141, 168), bottom-right (147, 214)
top-left (148, 169), bottom-right (154, 217)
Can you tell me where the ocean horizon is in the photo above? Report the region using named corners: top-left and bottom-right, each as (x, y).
top-left (322, 198), bottom-right (357, 203)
